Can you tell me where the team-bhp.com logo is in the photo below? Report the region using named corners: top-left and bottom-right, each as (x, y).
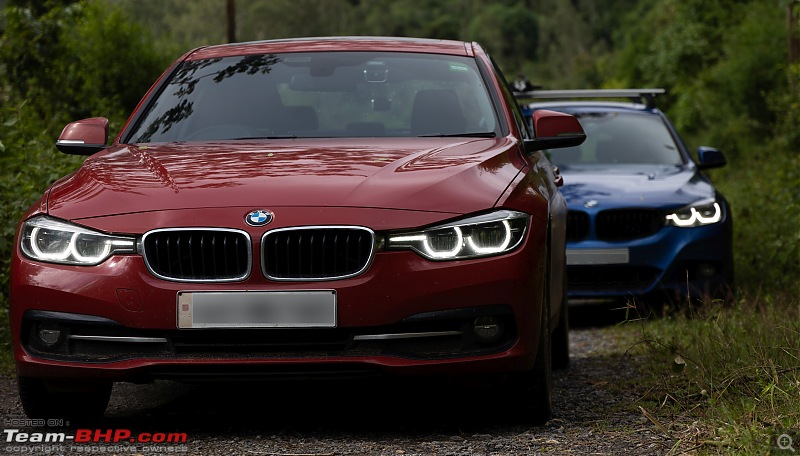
top-left (3, 428), bottom-right (188, 443)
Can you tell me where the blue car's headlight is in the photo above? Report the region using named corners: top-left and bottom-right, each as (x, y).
top-left (386, 210), bottom-right (528, 260)
top-left (20, 216), bottom-right (136, 265)
top-left (665, 198), bottom-right (723, 227)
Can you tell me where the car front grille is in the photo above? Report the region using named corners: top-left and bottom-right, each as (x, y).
top-left (567, 211), bottom-right (590, 242)
top-left (595, 209), bottom-right (663, 240)
top-left (141, 228), bottom-right (251, 282)
top-left (262, 227), bottom-right (375, 280)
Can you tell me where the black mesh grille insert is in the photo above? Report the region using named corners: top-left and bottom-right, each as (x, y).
top-left (263, 228), bottom-right (374, 280)
top-left (142, 229), bottom-right (250, 281)
top-left (596, 209), bottom-right (663, 240)
top-left (567, 211), bottom-right (590, 242)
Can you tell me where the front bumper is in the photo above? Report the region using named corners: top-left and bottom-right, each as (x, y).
top-left (565, 220), bottom-right (733, 302)
top-left (11, 233), bottom-right (547, 382)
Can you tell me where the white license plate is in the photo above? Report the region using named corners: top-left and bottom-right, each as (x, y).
top-left (177, 291), bottom-right (337, 329)
top-left (566, 248), bottom-right (630, 265)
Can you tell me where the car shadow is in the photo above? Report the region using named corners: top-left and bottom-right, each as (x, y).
top-left (41, 305), bottom-right (657, 434)
top-left (568, 294), bottom-right (683, 328)
top-left (568, 301), bottom-right (636, 328)
top-left (100, 376), bottom-right (520, 434)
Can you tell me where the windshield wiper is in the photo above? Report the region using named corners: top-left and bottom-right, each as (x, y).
top-left (417, 132), bottom-right (497, 138)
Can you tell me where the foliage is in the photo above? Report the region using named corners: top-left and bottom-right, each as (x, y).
top-left (532, 0), bottom-right (648, 89)
top-left (465, 2), bottom-right (537, 70)
top-left (615, 0), bottom-right (786, 152)
top-left (629, 294), bottom-right (800, 454)
top-left (721, 146), bottom-right (800, 294)
top-left (0, 0), bottom-right (172, 314)
top-left (1, 0), bottom-right (172, 129)
top-left (112, 0), bottom-right (540, 78)
top-left (613, 0), bottom-right (799, 294)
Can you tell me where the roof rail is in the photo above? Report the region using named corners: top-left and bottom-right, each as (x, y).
top-left (513, 88), bottom-right (666, 109)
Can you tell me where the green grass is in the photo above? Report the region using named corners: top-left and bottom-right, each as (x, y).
top-left (0, 296), bottom-right (16, 376)
top-left (625, 292), bottom-right (800, 454)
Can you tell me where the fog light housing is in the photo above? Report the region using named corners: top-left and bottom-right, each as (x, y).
top-left (37, 326), bottom-right (62, 346)
top-left (696, 262), bottom-right (718, 278)
top-left (473, 316), bottom-right (503, 343)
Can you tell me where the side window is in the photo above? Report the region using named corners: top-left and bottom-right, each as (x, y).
top-left (490, 58), bottom-right (532, 140)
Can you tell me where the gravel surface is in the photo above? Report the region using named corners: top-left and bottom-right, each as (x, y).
top-left (0, 314), bottom-right (678, 456)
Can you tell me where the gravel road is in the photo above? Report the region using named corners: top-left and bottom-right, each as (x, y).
top-left (0, 311), bottom-right (678, 456)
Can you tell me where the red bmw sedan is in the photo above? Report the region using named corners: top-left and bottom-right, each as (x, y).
top-left (10, 37), bottom-right (584, 423)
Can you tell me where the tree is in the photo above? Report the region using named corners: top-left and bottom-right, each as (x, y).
top-left (466, 1), bottom-right (537, 74)
top-left (0, 0), bottom-right (172, 306)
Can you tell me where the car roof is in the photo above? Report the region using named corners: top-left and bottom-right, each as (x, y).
top-left (186, 36), bottom-right (475, 60)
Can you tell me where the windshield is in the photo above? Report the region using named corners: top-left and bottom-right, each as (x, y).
top-left (125, 52), bottom-right (499, 143)
top-left (548, 112), bottom-right (684, 166)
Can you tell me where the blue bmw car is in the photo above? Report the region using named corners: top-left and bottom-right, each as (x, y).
top-left (519, 89), bottom-right (733, 306)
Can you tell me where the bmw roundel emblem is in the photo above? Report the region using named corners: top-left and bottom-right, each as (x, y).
top-left (245, 210), bottom-right (274, 227)
top-left (584, 200), bottom-right (599, 208)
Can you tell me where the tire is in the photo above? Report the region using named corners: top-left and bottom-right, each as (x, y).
top-left (504, 285), bottom-right (553, 425)
top-left (551, 272), bottom-right (570, 370)
top-left (18, 376), bottom-right (112, 420)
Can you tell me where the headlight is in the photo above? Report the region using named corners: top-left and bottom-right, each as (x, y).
top-left (386, 210), bottom-right (528, 260)
top-left (20, 215), bottom-right (136, 265)
top-left (665, 198), bottom-right (722, 227)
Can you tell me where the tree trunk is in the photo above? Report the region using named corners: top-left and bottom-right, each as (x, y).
top-left (789, 1), bottom-right (799, 64)
top-left (227, 0), bottom-right (236, 43)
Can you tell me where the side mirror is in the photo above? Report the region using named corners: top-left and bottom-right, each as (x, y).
top-left (524, 110), bottom-right (586, 153)
top-left (696, 146), bottom-right (726, 170)
top-left (56, 117), bottom-right (109, 155)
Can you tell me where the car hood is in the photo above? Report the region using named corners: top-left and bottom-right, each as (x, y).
top-left (558, 164), bottom-right (716, 209)
top-left (47, 138), bottom-right (521, 220)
